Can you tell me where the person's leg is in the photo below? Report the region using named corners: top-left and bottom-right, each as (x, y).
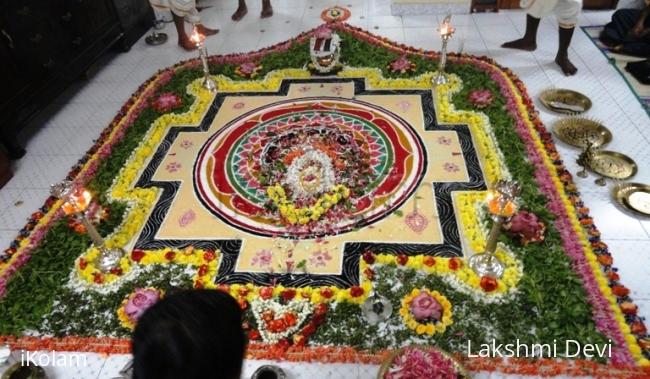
top-left (501, 14), bottom-right (540, 51)
top-left (172, 12), bottom-right (196, 50)
top-left (553, 0), bottom-right (580, 75)
top-left (555, 26), bottom-right (577, 75)
top-left (232, 0), bottom-right (248, 21)
top-left (261, 0), bottom-right (273, 18)
top-left (196, 23), bottom-right (218, 35)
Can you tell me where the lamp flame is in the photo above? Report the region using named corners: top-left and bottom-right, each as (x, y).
top-left (190, 27), bottom-right (204, 46)
top-left (62, 188), bottom-right (92, 215)
top-left (438, 14), bottom-right (455, 37)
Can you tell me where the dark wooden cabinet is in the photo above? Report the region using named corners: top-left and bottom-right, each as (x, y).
top-left (0, 0), bottom-right (152, 159)
top-left (0, 147), bottom-right (11, 189)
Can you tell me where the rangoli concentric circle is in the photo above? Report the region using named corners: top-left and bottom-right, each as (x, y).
top-left (194, 98), bottom-right (426, 238)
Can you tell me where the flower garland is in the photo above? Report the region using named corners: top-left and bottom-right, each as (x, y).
top-left (361, 251), bottom-right (521, 301)
top-left (267, 184), bottom-right (350, 225)
top-left (399, 288), bottom-right (453, 336)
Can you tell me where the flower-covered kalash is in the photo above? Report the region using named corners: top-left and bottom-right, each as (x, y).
top-left (0, 23), bottom-right (648, 378)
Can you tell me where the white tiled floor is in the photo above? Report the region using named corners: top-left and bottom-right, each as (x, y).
top-left (1, 1), bottom-right (649, 377)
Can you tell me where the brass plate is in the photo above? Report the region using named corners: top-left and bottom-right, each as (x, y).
top-left (539, 88), bottom-right (592, 114)
top-left (553, 118), bottom-right (612, 148)
top-left (613, 183), bottom-right (650, 216)
top-left (587, 151), bottom-right (638, 180)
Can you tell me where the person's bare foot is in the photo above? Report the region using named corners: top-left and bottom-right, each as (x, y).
top-left (555, 53), bottom-right (577, 76)
top-left (179, 37), bottom-right (197, 51)
top-left (501, 38), bottom-right (537, 51)
top-left (261, 0), bottom-right (273, 18)
top-left (196, 24), bottom-right (219, 36)
top-left (232, 5), bottom-right (248, 21)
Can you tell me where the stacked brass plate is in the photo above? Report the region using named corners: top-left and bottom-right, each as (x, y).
top-left (587, 151), bottom-right (638, 179)
top-left (612, 183), bottom-right (650, 216)
top-left (539, 88), bottom-right (592, 115)
top-left (553, 117), bottom-right (612, 148)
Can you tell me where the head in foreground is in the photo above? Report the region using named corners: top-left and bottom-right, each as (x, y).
top-left (132, 289), bottom-right (246, 379)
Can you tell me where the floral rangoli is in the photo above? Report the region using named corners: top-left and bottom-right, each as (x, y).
top-left (0, 23), bottom-right (648, 378)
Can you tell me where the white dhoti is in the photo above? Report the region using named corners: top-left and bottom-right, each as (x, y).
top-left (149, 0), bottom-right (200, 23)
top-left (520, 0), bottom-right (582, 28)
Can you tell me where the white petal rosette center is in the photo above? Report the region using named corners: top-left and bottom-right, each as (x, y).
top-left (283, 149), bottom-right (336, 200)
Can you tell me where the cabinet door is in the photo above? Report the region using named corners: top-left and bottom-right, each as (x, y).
top-left (0, 34), bottom-right (25, 104)
top-left (62, 0), bottom-right (117, 45)
top-left (0, 2), bottom-right (66, 84)
top-left (113, 0), bottom-right (147, 30)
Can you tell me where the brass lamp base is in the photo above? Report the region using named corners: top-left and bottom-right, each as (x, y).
top-left (433, 72), bottom-right (448, 86)
top-left (202, 76), bottom-right (217, 92)
top-left (96, 247), bottom-right (126, 273)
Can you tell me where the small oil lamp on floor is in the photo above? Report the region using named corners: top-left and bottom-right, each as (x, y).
top-left (361, 291), bottom-right (393, 325)
top-left (433, 14), bottom-right (455, 86)
top-left (468, 180), bottom-right (521, 278)
top-left (51, 181), bottom-right (124, 272)
top-left (190, 26), bottom-right (217, 92)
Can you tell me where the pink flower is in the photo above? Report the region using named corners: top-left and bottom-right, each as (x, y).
top-left (506, 210), bottom-right (546, 244)
top-left (409, 292), bottom-right (442, 321)
top-left (152, 92), bottom-right (182, 113)
top-left (308, 249), bottom-right (332, 267)
top-left (124, 288), bottom-right (161, 324)
top-left (443, 162), bottom-right (459, 172)
top-left (238, 62), bottom-right (258, 75)
top-left (468, 89), bottom-right (494, 109)
top-left (165, 162), bottom-right (181, 173)
top-left (180, 140), bottom-right (194, 149)
top-left (388, 55), bottom-right (414, 73)
top-left (251, 249), bottom-right (273, 267)
top-left (386, 347), bottom-right (456, 378)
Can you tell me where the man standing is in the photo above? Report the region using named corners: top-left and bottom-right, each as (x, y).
top-left (149, 0), bottom-right (218, 50)
top-left (502, 0), bottom-right (582, 76)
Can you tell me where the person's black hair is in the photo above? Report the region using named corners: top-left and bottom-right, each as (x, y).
top-left (132, 289), bottom-right (246, 379)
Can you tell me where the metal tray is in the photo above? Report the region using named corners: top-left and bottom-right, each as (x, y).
top-left (587, 151), bottom-right (637, 180)
top-left (553, 117), bottom-right (612, 148)
top-left (613, 182), bottom-right (650, 216)
top-left (539, 88), bottom-right (592, 114)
